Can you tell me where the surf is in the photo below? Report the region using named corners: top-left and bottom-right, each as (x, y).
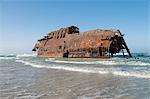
top-left (45, 58), bottom-right (150, 66)
top-left (15, 59), bottom-right (150, 79)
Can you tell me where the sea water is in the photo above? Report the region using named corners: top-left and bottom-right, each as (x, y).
top-left (0, 53), bottom-right (150, 99)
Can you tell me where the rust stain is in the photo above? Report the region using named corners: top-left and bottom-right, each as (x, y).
top-left (33, 26), bottom-right (132, 58)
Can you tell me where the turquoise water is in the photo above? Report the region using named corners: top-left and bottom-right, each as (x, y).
top-left (0, 54), bottom-right (150, 98)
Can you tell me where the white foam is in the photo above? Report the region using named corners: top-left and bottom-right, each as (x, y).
top-left (45, 58), bottom-right (55, 61)
top-left (0, 57), bottom-right (15, 60)
top-left (15, 60), bottom-right (44, 68)
top-left (113, 71), bottom-right (150, 79)
top-left (115, 52), bottom-right (128, 55)
top-left (45, 59), bottom-right (150, 66)
top-left (16, 53), bottom-right (36, 58)
top-left (15, 59), bottom-right (150, 79)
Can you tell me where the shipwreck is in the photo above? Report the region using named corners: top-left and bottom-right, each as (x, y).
top-left (32, 26), bottom-right (132, 58)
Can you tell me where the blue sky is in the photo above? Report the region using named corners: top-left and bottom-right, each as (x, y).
top-left (0, 0), bottom-right (150, 54)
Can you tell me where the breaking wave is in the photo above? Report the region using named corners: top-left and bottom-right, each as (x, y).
top-left (16, 53), bottom-right (36, 58)
top-left (1, 53), bottom-right (150, 78)
top-left (0, 53), bottom-right (36, 60)
top-left (45, 58), bottom-right (150, 66)
top-left (0, 57), bottom-right (16, 60)
top-left (0, 54), bottom-right (16, 60)
top-left (15, 59), bottom-right (150, 79)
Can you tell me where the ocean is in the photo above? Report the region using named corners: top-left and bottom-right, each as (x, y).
top-left (0, 53), bottom-right (150, 99)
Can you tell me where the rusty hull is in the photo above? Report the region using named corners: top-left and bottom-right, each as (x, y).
top-left (33, 26), bottom-right (132, 58)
